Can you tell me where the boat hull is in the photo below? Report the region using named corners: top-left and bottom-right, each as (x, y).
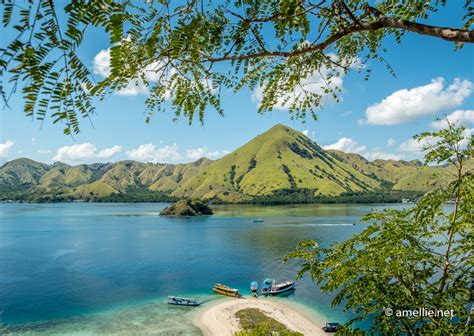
top-left (168, 301), bottom-right (200, 306)
top-left (261, 278), bottom-right (274, 295)
top-left (250, 281), bottom-right (258, 293)
top-left (269, 282), bottom-right (295, 295)
top-left (213, 288), bottom-right (241, 297)
top-left (167, 296), bottom-right (200, 306)
top-left (213, 283), bottom-right (241, 298)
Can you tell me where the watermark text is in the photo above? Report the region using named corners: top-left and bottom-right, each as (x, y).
top-left (384, 308), bottom-right (454, 318)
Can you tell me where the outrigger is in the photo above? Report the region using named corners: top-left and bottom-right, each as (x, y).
top-left (212, 283), bottom-right (242, 298)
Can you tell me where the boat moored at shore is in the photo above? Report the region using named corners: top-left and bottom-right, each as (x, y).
top-left (269, 280), bottom-right (295, 295)
top-left (250, 281), bottom-right (258, 297)
top-left (261, 278), bottom-right (273, 295)
top-left (250, 281), bottom-right (258, 291)
top-left (167, 296), bottom-right (200, 306)
top-left (213, 283), bottom-right (242, 298)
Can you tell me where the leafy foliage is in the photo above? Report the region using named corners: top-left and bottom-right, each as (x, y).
top-left (1, 1), bottom-right (472, 133)
top-left (285, 122), bottom-right (473, 334)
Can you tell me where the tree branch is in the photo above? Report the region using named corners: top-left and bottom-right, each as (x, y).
top-left (205, 11), bottom-right (473, 63)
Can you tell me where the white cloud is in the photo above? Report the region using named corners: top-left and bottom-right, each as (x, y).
top-left (323, 137), bottom-right (367, 153)
top-left (252, 70), bottom-right (343, 110)
top-left (116, 80), bottom-right (149, 96)
top-left (93, 47), bottom-right (218, 97)
top-left (251, 54), bottom-right (358, 110)
top-left (323, 137), bottom-right (404, 161)
top-left (361, 78), bottom-right (472, 125)
top-left (387, 138), bottom-right (396, 146)
top-left (38, 149), bottom-right (52, 154)
top-left (399, 127), bottom-right (473, 155)
top-left (93, 49), bottom-right (111, 77)
top-left (186, 147), bottom-right (229, 160)
top-left (93, 49), bottom-right (217, 98)
top-left (53, 143), bottom-right (122, 164)
top-left (399, 137), bottom-right (438, 154)
top-left (459, 128), bottom-right (474, 148)
top-left (126, 143), bottom-right (182, 163)
top-left (363, 150), bottom-right (404, 161)
top-left (97, 145), bottom-right (122, 158)
top-left (302, 130), bottom-right (309, 137)
top-left (0, 140), bottom-right (14, 158)
top-left (93, 48), bottom-right (156, 96)
top-left (430, 109), bottom-right (474, 129)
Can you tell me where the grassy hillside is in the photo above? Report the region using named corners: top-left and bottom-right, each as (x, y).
top-left (328, 150), bottom-right (423, 184)
top-left (172, 124), bottom-right (381, 201)
top-left (0, 124), bottom-right (465, 203)
top-left (0, 158), bottom-right (51, 191)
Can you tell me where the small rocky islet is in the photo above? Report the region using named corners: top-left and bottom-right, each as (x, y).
top-left (159, 199), bottom-right (213, 217)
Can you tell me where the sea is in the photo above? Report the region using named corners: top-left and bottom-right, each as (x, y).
top-left (0, 202), bottom-right (409, 334)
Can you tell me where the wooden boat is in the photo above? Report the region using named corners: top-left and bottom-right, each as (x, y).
top-left (269, 280), bottom-right (295, 295)
top-left (250, 281), bottom-right (258, 293)
top-left (261, 278), bottom-right (273, 295)
top-left (212, 283), bottom-right (241, 298)
top-left (167, 296), bottom-right (200, 306)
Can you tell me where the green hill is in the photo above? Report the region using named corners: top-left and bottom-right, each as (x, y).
top-left (172, 124), bottom-right (381, 202)
top-left (0, 158), bottom-right (51, 191)
top-left (0, 124), bottom-right (466, 203)
top-left (328, 151), bottom-right (423, 185)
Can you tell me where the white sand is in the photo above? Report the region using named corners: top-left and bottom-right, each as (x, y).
top-left (195, 297), bottom-right (326, 336)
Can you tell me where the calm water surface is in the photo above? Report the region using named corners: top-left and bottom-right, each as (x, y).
top-left (0, 203), bottom-right (408, 334)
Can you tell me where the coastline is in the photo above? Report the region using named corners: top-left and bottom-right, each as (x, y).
top-left (194, 297), bottom-right (327, 336)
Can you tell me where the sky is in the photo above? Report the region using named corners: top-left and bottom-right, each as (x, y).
top-left (0, 2), bottom-right (473, 166)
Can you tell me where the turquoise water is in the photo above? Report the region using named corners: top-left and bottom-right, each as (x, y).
top-left (0, 203), bottom-right (408, 334)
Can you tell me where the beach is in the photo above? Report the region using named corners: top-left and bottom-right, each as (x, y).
top-left (195, 297), bottom-right (326, 336)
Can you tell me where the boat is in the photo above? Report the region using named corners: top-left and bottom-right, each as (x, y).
top-left (251, 219), bottom-right (264, 223)
top-left (269, 280), bottom-right (295, 295)
top-left (322, 322), bottom-right (340, 332)
top-left (212, 283), bottom-right (242, 298)
top-left (250, 281), bottom-right (258, 293)
top-left (261, 278), bottom-right (273, 295)
top-left (167, 296), bottom-right (200, 306)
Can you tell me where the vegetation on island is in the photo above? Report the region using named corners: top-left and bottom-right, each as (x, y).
top-left (0, 1), bottom-right (472, 134)
top-left (235, 308), bottom-right (302, 336)
top-left (0, 125), bottom-right (465, 204)
top-left (159, 199), bottom-right (213, 216)
top-left (286, 122), bottom-right (473, 334)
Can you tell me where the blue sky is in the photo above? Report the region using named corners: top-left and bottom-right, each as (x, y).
top-left (0, 2), bottom-right (473, 165)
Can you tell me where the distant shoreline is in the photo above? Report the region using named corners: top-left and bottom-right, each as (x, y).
top-left (0, 190), bottom-right (422, 205)
top-left (194, 297), bottom-right (327, 336)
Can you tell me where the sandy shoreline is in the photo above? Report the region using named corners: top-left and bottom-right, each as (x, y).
top-left (194, 297), bottom-right (327, 336)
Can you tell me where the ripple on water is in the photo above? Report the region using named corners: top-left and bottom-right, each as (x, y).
top-left (6, 299), bottom-right (203, 335)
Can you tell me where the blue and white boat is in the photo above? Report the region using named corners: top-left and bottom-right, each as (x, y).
top-left (269, 280), bottom-right (295, 295)
top-left (261, 278), bottom-right (273, 295)
top-left (250, 281), bottom-right (258, 293)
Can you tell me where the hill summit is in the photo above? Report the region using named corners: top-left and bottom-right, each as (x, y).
top-left (171, 124), bottom-right (381, 202)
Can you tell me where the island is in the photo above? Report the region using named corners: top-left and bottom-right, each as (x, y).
top-left (159, 199), bottom-right (213, 216)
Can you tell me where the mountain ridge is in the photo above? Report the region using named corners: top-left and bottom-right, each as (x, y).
top-left (0, 124), bottom-right (465, 203)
